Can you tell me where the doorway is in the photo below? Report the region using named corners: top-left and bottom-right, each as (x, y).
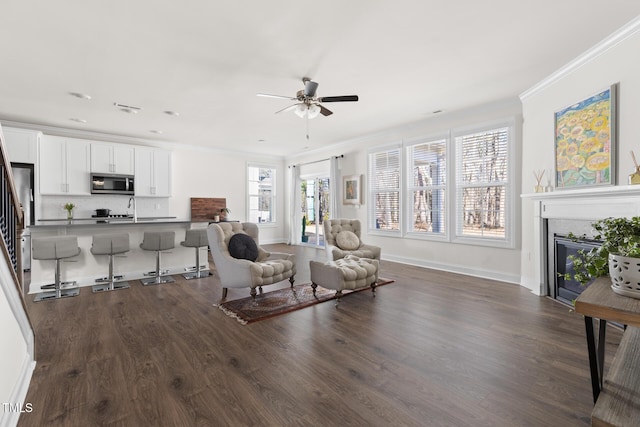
top-left (301, 176), bottom-right (330, 247)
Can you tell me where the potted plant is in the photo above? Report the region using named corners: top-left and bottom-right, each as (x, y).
top-left (301, 215), bottom-right (309, 242)
top-left (64, 202), bottom-right (75, 220)
top-left (565, 216), bottom-right (640, 298)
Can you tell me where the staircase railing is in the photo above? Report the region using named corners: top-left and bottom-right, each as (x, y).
top-left (0, 125), bottom-right (29, 306)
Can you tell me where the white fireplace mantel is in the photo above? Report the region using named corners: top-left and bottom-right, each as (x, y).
top-left (521, 184), bottom-right (640, 296)
top-left (522, 184), bottom-right (640, 220)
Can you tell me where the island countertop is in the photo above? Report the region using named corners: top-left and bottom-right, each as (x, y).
top-left (27, 218), bottom-right (211, 294)
top-left (30, 217), bottom-right (201, 228)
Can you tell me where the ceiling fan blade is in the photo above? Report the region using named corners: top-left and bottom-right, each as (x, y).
top-left (274, 103), bottom-right (300, 114)
top-left (318, 95), bottom-right (359, 103)
top-left (304, 80), bottom-right (319, 98)
top-left (257, 93), bottom-right (296, 100)
top-left (319, 105), bottom-right (333, 116)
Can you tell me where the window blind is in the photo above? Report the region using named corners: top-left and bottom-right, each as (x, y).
top-left (369, 148), bottom-right (401, 232)
top-left (455, 127), bottom-right (510, 239)
top-left (407, 139), bottom-right (447, 235)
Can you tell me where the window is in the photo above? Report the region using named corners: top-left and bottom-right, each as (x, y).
top-left (366, 119), bottom-right (515, 247)
top-left (455, 126), bottom-right (511, 242)
top-left (369, 147), bottom-right (401, 232)
top-left (247, 164), bottom-right (276, 224)
top-left (407, 138), bottom-right (447, 236)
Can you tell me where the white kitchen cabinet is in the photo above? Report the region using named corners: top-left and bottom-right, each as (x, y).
top-left (2, 126), bottom-right (40, 164)
top-left (39, 135), bottom-right (90, 195)
top-left (134, 147), bottom-right (172, 197)
top-left (90, 142), bottom-right (135, 175)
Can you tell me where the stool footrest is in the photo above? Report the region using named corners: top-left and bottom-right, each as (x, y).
top-left (144, 270), bottom-right (169, 277)
top-left (92, 281), bottom-right (130, 293)
top-left (183, 271), bottom-right (211, 280)
top-left (141, 276), bottom-right (176, 286)
top-left (34, 288), bottom-right (80, 302)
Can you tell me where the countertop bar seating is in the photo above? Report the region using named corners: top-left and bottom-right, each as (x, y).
top-left (32, 235), bottom-right (81, 302)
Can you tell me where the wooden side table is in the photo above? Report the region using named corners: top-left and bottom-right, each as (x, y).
top-left (574, 276), bottom-right (640, 402)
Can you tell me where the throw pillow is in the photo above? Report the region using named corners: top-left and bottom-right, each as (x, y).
top-left (336, 230), bottom-right (360, 250)
top-left (228, 233), bottom-right (259, 261)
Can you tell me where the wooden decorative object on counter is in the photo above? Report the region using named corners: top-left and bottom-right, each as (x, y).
top-left (190, 198), bottom-right (227, 222)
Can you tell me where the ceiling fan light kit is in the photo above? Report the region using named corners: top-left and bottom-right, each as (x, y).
top-left (258, 77), bottom-right (359, 120)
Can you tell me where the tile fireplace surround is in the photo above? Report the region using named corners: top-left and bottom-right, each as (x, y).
top-left (525, 185), bottom-right (640, 296)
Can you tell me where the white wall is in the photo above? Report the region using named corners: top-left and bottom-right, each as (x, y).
top-left (520, 17), bottom-right (640, 293)
top-left (170, 145), bottom-right (287, 244)
top-left (287, 98), bottom-right (523, 284)
top-left (0, 259), bottom-right (35, 427)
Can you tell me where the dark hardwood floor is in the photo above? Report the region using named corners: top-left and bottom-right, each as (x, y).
top-left (17, 244), bottom-right (621, 426)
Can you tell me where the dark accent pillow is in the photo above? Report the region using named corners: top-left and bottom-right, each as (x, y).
top-left (228, 233), bottom-right (259, 261)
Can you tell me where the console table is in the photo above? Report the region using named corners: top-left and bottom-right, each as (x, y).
top-left (574, 277), bottom-right (640, 426)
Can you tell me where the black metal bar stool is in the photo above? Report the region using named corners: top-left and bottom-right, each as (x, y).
top-left (91, 233), bottom-right (131, 292)
top-left (180, 229), bottom-right (211, 279)
top-left (32, 235), bottom-right (81, 302)
top-left (140, 231), bottom-right (176, 285)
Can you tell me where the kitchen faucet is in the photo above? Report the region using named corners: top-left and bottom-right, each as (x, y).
top-left (128, 197), bottom-right (137, 222)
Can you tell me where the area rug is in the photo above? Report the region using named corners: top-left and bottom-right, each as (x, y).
top-left (215, 278), bottom-right (394, 325)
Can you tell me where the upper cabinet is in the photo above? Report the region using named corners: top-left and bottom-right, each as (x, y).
top-left (134, 147), bottom-right (172, 197)
top-left (90, 142), bottom-right (135, 175)
top-left (2, 126), bottom-right (40, 164)
top-left (39, 135), bottom-right (91, 195)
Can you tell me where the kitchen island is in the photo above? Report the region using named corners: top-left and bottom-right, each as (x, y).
top-left (28, 218), bottom-right (209, 294)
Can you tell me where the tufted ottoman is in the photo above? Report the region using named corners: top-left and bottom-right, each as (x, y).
top-left (309, 255), bottom-right (379, 305)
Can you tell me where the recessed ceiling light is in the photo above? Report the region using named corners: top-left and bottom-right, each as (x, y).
top-left (69, 118), bottom-right (87, 123)
top-left (149, 130), bottom-right (163, 134)
top-left (164, 110), bottom-right (179, 116)
top-left (69, 92), bottom-right (91, 100)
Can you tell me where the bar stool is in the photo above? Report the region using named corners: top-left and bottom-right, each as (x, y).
top-left (32, 235), bottom-right (81, 302)
top-left (91, 233), bottom-right (131, 293)
top-left (180, 229), bottom-right (211, 279)
top-left (140, 231), bottom-right (176, 285)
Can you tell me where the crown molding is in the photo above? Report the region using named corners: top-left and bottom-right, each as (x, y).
top-left (0, 119), bottom-right (284, 161)
top-left (520, 15), bottom-right (640, 101)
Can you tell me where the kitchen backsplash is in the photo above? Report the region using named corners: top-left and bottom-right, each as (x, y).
top-left (38, 195), bottom-right (170, 220)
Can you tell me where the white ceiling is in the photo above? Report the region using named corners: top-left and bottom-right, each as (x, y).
top-left (1, 1), bottom-right (639, 157)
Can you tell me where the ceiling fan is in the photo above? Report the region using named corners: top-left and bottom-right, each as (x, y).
top-left (257, 77), bottom-right (359, 119)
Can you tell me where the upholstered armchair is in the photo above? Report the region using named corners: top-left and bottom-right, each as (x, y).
top-left (207, 222), bottom-right (296, 299)
top-left (323, 219), bottom-right (381, 261)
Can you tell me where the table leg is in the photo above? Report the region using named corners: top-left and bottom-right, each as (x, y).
top-left (597, 319), bottom-right (606, 391)
top-left (584, 316), bottom-right (607, 403)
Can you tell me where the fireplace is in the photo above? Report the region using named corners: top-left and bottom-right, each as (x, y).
top-left (527, 185), bottom-right (640, 297)
top-left (552, 235), bottom-right (601, 305)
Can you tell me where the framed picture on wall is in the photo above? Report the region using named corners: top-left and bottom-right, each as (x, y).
top-left (554, 83), bottom-right (617, 189)
top-left (343, 174), bottom-right (362, 205)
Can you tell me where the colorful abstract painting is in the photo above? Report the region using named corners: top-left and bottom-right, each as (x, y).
top-left (554, 85), bottom-right (616, 189)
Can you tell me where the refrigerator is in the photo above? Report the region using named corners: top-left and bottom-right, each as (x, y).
top-left (11, 163), bottom-right (34, 271)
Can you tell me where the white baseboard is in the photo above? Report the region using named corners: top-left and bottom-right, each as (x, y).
top-left (0, 354), bottom-right (35, 427)
top-left (382, 253), bottom-right (521, 285)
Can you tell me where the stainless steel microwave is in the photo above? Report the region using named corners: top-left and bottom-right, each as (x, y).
top-left (90, 173), bottom-right (135, 195)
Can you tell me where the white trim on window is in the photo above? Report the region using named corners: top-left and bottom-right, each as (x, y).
top-left (404, 133), bottom-right (450, 242)
top-left (247, 163), bottom-right (277, 225)
top-left (365, 118), bottom-right (516, 249)
top-left (368, 143), bottom-right (402, 236)
top-left (452, 118), bottom-right (515, 248)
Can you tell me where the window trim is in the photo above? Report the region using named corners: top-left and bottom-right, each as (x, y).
top-left (404, 133), bottom-right (450, 242)
top-left (451, 118), bottom-right (516, 249)
top-left (368, 142), bottom-right (402, 236)
top-left (366, 117), bottom-right (517, 249)
top-left (246, 162), bottom-right (277, 226)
